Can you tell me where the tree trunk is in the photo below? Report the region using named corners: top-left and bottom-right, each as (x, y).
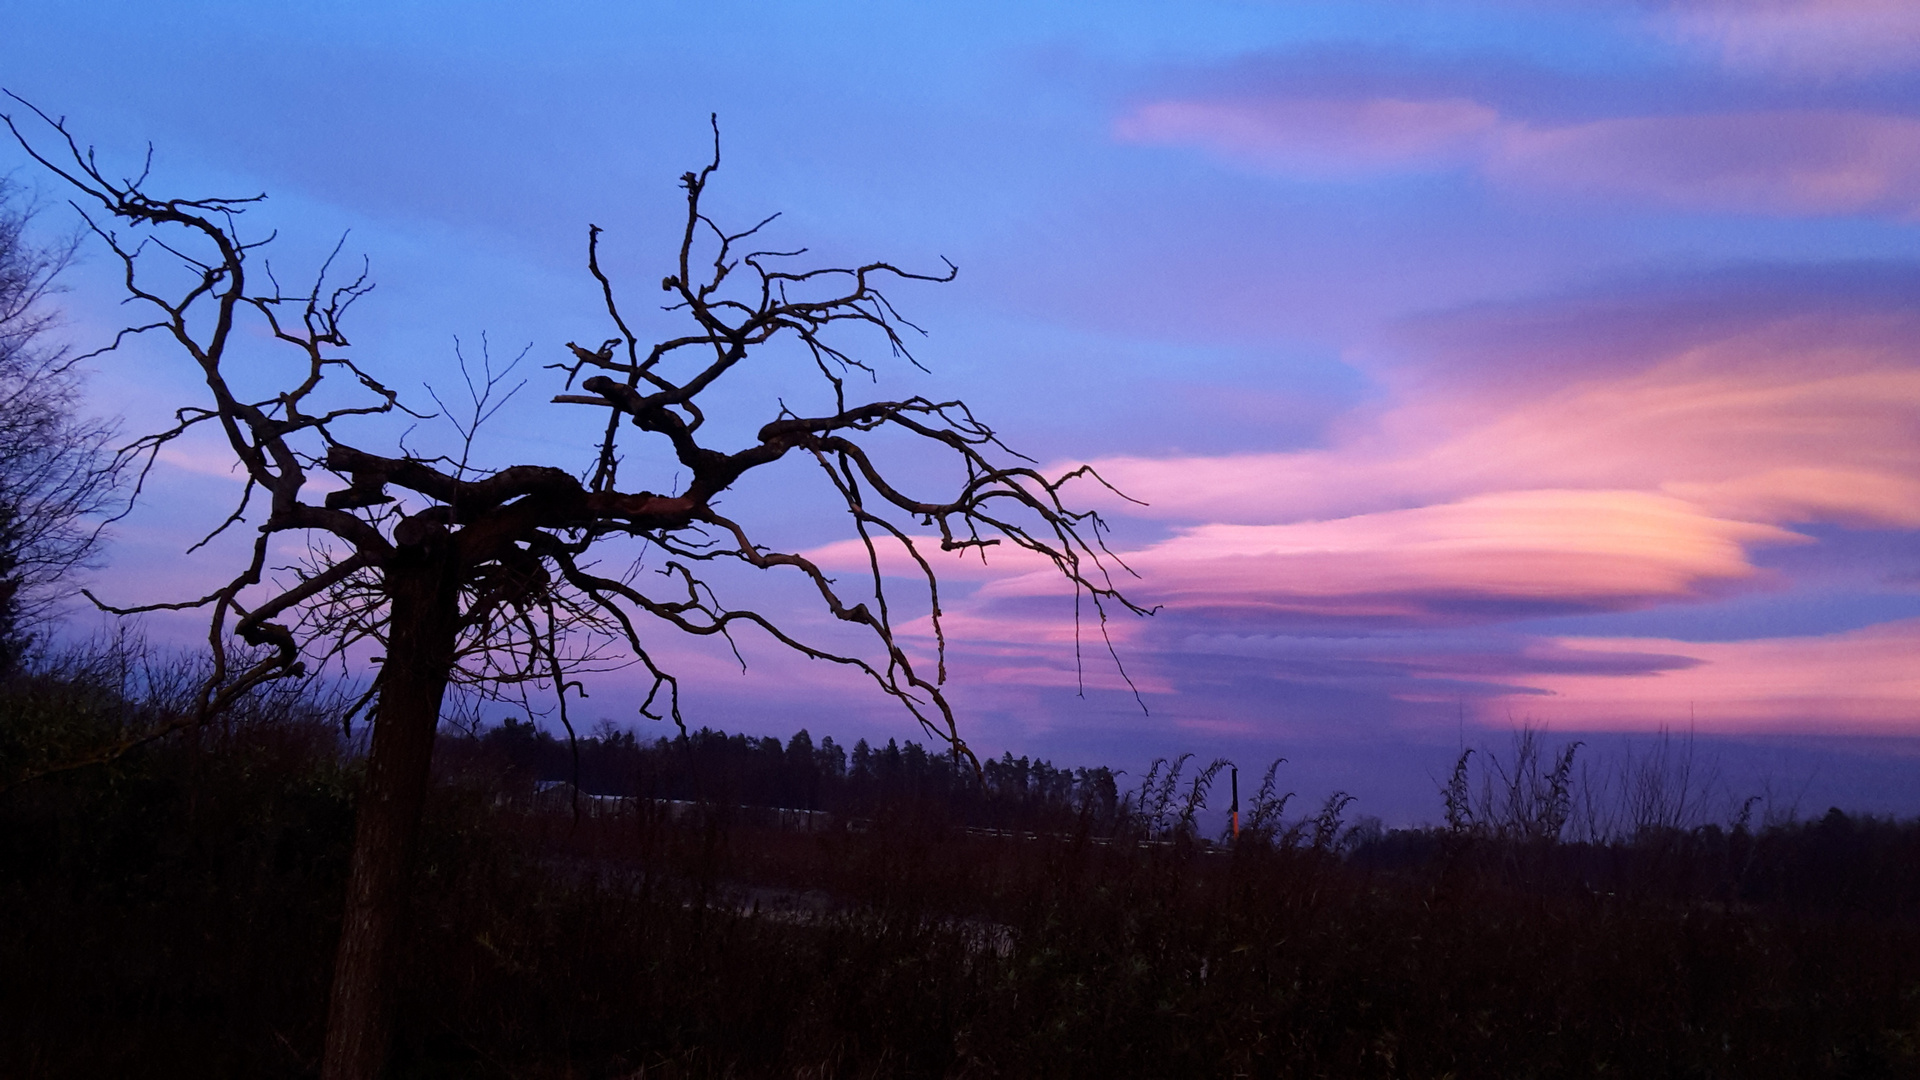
top-left (321, 556), bottom-right (461, 1080)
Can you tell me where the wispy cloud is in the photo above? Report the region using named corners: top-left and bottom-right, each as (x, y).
top-left (1492, 110), bottom-right (1920, 215)
top-left (1115, 97), bottom-right (1500, 178)
top-left (1119, 96), bottom-right (1920, 217)
top-left (1501, 618), bottom-right (1920, 734)
top-left (1656, 0), bottom-right (1920, 76)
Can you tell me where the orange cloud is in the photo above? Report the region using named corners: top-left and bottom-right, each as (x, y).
top-left (808, 281), bottom-right (1920, 634)
top-left (988, 490), bottom-right (1801, 622)
top-left (1082, 299), bottom-right (1920, 531)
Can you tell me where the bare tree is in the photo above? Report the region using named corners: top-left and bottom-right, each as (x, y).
top-left (0, 173), bottom-right (118, 669)
top-left (6, 101), bottom-right (1147, 1080)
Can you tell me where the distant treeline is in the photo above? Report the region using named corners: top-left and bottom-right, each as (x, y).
top-left (463, 717), bottom-right (1122, 830)
top-left (457, 717), bottom-right (1858, 851)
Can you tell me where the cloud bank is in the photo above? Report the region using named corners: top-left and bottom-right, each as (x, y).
top-left (843, 267), bottom-right (1920, 737)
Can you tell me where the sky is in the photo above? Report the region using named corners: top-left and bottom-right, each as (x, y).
top-left (3, 0), bottom-right (1919, 823)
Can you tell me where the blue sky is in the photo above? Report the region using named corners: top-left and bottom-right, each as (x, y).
top-left (6, 0), bottom-right (1920, 822)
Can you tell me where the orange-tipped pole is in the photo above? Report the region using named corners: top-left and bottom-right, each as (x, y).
top-left (1229, 766), bottom-right (1240, 841)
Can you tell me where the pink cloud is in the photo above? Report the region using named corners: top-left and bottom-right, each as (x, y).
top-left (1490, 618), bottom-right (1920, 735)
top-left (1082, 289), bottom-right (1920, 532)
top-left (941, 271), bottom-right (1920, 741)
top-left (1117, 97), bottom-right (1920, 216)
top-left (1657, 0), bottom-right (1920, 75)
top-left (989, 490), bottom-right (1801, 623)
top-left (781, 276), bottom-right (1920, 736)
top-left (785, 535), bottom-right (1167, 697)
top-left (798, 276), bottom-right (1920, 650)
top-left (800, 533), bottom-right (1061, 582)
top-left (1492, 111), bottom-right (1920, 216)
top-left (154, 439), bottom-right (253, 481)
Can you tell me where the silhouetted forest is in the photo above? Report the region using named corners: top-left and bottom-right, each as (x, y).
top-left (5, 659), bottom-right (1919, 1078)
top-left (474, 716), bottom-right (1121, 830)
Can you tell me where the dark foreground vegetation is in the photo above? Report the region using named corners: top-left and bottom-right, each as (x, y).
top-left (5, 663), bottom-right (1920, 1079)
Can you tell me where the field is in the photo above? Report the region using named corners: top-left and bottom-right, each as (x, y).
top-left (4, 668), bottom-right (1919, 1079)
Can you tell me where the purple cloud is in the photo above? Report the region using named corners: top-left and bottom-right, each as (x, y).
top-left (1656, 0), bottom-right (1920, 76)
top-left (1119, 95), bottom-right (1920, 217)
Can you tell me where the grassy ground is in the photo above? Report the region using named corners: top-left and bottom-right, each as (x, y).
top-left (3, 683), bottom-right (1918, 1078)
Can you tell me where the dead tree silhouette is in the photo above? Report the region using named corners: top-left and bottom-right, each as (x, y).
top-left (5, 100), bottom-right (1150, 1080)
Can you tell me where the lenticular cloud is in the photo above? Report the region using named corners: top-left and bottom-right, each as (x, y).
top-left (989, 490), bottom-right (1803, 626)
